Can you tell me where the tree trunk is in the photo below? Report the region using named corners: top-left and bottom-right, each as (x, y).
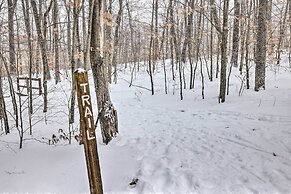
top-left (245, 0), bottom-right (252, 90)
top-left (53, 0), bottom-right (61, 84)
top-left (126, 0), bottom-right (137, 87)
top-left (255, 0), bottom-right (267, 91)
top-left (69, 0), bottom-right (82, 125)
top-left (289, 0), bottom-right (291, 64)
top-left (218, 0), bottom-right (229, 103)
top-left (42, 1), bottom-right (53, 80)
top-left (66, 1), bottom-right (72, 67)
top-left (8, 0), bottom-right (17, 75)
top-left (230, 0), bottom-right (240, 67)
top-left (276, 2), bottom-right (288, 65)
top-left (82, 1), bottom-right (87, 70)
top-left (210, 10), bottom-right (214, 82)
top-left (181, 0), bottom-right (194, 87)
top-left (148, 0), bottom-right (155, 95)
top-left (22, 0), bottom-right (34, 134)
top-left (105, 0), bottom-right (113, 83)
top-left (0, 52), bottom-right (19, 127)
top-left (30, 0), bottom-right (54, 112)
top-left (0, 67), bottom-right (9, 134)
top-left (90, 0), bottom-right (118, 144)
top-left (112, 0), bottom-right (123, 84)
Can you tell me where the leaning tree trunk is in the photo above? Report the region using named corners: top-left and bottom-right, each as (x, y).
top-left (0, 52), bottom-right (19, 128)
top-left (90, 0), bottom-right (118, 144)
top-left (0, 67), bottom-right (9, 134)
top-left (254, 0), bottom-right (267, 91)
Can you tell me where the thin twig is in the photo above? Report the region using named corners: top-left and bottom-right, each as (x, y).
top-left (120, 78), bottom-right (152, 91)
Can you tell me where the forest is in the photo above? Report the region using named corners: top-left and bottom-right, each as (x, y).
top-left (0, 0), bottom-right (291, 193)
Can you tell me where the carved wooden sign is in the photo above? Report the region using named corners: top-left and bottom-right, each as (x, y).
top-left (74, 69), bottom-right (103, 194)
top-left (78, 82), bottom-right (96, 141)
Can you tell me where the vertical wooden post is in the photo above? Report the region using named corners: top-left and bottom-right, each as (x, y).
top-left (38, 78), bottom-right (42, 95)
top-left (74, 69), bottom-right (103, 194)
top-left (17, 77), bottom-right (20, 91)
top-left (26, 78), bottom-right (29, 96)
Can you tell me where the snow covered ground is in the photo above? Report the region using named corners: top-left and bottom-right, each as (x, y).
top-left (1, 57), bottom-right (291, 193)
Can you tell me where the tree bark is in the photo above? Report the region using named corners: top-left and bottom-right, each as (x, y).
top-left (90, 0), bottom-right (118, 144)
top-left (22, 0), bottom-right (33, 134)
top-left (255, 0), bottom-right (267, 91)
top-left (230, 0), bottom-right (240, 67)
top-left (30, 0), bottom-right (54, 112)
top-left (181, 0), bottom-right (194, 69)
top-left (219, 0), bottom-right (229, 103)
top-left (53, 0), bottom-right (61, 84)
top-left (148, 0), bottom-right (155, 95)
top-left (69, 0), bottom-right (83, 125)
top-left (105, 0), bottom-right (113, 83)
top-left (276, 2), bottom-right (288, 65)
top-left (8, 0), bottom-right (17, 75)
top-left (0, 67), bottom-right (9, 134)
top-left (0, 52), bottom-right (19, 128)
top-left (126, 0), bottom-right (137, 87)
top-left (112, 0), bottom-right (123, 84)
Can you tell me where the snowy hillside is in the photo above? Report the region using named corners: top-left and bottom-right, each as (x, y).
top-left (1, 58), bottom-right (291, 193)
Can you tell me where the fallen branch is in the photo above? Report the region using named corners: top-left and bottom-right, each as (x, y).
top-left (120, 78), bottom-right (152, 91)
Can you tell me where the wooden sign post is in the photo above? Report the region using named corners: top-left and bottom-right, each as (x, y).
top-left (74, 69), bottom-right (103, 194)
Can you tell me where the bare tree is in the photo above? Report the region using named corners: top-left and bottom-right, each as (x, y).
top-left (276, 2), bottom-right (288, 65)
top-left (218, 0), bottom-right (230, 103)
top-left (181, 0), bottom-right (194, 87)
top-left (112, 0), bottom-right (123, 84)
top-left (21, 0), bottom-right (33, 134)
top-left (289, 0), bottom-right (291, 64)
top-left (255, 0), bottom-right (267, 91)
top-left (8, 0), bottom-right (17, 75)
top-left (148, 0), bottom-right (157, 95)
top-left (69, 0), bottom-right (83, 127)
top-left (30, 0), bottom-right (54, 112)
top-left (230, 0), bottom-right (240, 67)
top-left (90, 0), bottom-right (118, 144)
top-left (105, 0), bottom-right (113, 83)
top-left (126, 0), bottom-right (137, 87)
top-left (0, 66), bottom-right (9, 134)
top-left (53, 0), bottom-right (61, 84)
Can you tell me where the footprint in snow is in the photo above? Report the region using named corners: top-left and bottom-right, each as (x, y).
top-left (129, 178), bottom-right (139, 188)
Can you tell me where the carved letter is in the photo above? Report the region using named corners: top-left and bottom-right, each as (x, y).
top-left (80, 83), bottom-right (88, 93)
top-left (84, 106), bottom-right (93, 117)
top-left (81, 95), bottom-right (91, 106)
top-left (86, 130), bottom-right (95, 140)
top-left (87, 117), bottom-right (92, 128)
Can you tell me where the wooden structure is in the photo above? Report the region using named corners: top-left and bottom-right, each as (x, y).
top-left (16, 77), bottom-right (42, 96)
top-left (74, 69), bottom-right (103, 194)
